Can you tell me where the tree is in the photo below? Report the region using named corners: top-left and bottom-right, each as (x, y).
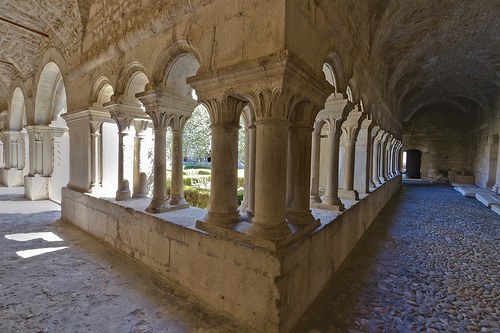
top-left (183, 104), bottom-right (212, 162)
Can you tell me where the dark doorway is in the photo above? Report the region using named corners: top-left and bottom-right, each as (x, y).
top-left (405, 149), bottom-right (422, 179)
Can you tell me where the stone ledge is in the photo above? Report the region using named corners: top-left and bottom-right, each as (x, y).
top-left (61, 175), bottom-right (401, 333)
top-left (476, 192), bottom-right (500, 208)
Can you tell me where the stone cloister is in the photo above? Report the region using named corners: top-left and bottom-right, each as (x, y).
top-left (0, 1), bottom-right (499, 332)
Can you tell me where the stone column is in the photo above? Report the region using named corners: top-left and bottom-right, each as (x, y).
top-left (203, 97), bottom-right (242, 227)
top-left (0, 139), bottom-right (3, 168)
top-left (148, 112), bottom-right (170, 212)
top-left (112, 116), bottom-right (133, 201)
top-left (379, 133), bottom-right (390, 183)
top-left (309, 122), bottom-right (322, 205)
top-left (286, 123), bottom-right (317, 227)
top-left (249, 118), bottom-right (291, 240)
top-left (90, 120), bottom-right (102, 189)
top-left (338, 108), bottom-right (364, 200)
top-left (1, 132), bottom-right (11, 169)
top-left (132, 120), bottom-right (150, 198)
top-left (354, 118), bottom-right (373, 194)
top-left (246, 124), bottom-right (256, 218)
top-left (169, 115), bottom-right (190, 206)
top-left (369, 127), bottom-right (381, 187)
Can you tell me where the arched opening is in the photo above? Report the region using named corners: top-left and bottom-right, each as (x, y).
top-left (318, 121), bottom-right (330, 197)
top-left (32, 62), bottom-right (70, 203)
top-left (405, 149), bottom-right (422, 179)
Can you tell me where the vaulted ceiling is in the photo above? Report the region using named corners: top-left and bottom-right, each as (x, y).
top-left (369, 0), bottom-right (500, 122)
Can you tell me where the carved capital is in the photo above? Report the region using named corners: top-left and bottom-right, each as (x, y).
top-left (202, 96), bottom-right (246, 126)
top-left (132, 119), bottom-right (151, 135)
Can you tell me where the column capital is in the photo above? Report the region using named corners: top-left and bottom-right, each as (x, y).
top-left (188, 51), bottom-right (333, 122)
top-left (61, 107), bottom-right (111, 125)
top-left (202, 96), bottom-right (246, 127)
top-left (132, 119), bottom-right (151, 136)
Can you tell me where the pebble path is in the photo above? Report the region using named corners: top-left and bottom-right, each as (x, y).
top-left (292, 183), bottom-right (500, 333)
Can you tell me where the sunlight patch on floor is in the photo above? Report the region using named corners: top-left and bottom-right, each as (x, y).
top-left (5, 232), bottom-right (63, 242)
top-left (16, 246), bottom-right (69, 258)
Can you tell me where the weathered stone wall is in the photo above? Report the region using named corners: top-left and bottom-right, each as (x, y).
top-left (402, 105), bottom-right (474, 183)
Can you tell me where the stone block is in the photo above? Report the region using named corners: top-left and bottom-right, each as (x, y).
top-left (24, 175), bottom-right (50, 200)
top-left (476, 192), bottom-right (500, 208)
top-left (491, 204), bottom-right (500, 216)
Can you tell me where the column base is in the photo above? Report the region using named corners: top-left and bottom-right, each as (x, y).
top-left (133, 192), bottom-right (147, 199)
top-left (286, 210), bottom-right (320, 228)
top-left (24, 175), bottom-right (50, 200)
top-left (116, 189), bottom-right (131, 201)
top-left (247, 220), bottom-right (292, 241)
top-left (310, 195), bottom-right (322, 205)
top-left (314, 196), bottom-right (345, 211)
top-left (338, 189), bottom-right (359, 200)
top-left (145, 197), bottom-right (189, 214)
top-left (0, 168), bottom-right (24, 187)
top-left (492, 184), bottom-right (499, 193)
top-left (169, 195), bottom-right (189, 207)
top-left (203, 209), bottom-right (241, 227)
top-left (378, 177), bottom-right (387, 183)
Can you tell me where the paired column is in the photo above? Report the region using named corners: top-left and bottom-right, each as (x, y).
top-left (239, 115), bottom-right (256, 218)
top-left (369, 127), bottom-right (381, 187)
top-left (338, 108), bottom-right (364, 200)
top-left (137, 88), bottom-right (197, 213)
top-left (90, 120), bottom-right (102, 189)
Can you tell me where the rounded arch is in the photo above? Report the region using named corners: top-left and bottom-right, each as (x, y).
top-left (360, 92), bottom-right (370, 116)
top-left (115, 61), bottom-right (150, 104)
top-left (346, 77), bottom-right (359, 104)
top-left (323, 51), bottom-right (346, 94)
top-left (164, 53), bottom-right (201, 98)
top-left (90, 76), bottom-right (114, 108)
top-left (9, 87), bottom-right (26, 131)
top-left (152, 39), bottom-right (204, 85)
top-left (34, 62), bottom-right (67, 125)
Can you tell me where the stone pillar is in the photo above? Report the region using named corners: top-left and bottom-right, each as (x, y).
top-left (309, 122), bottom-right (322, 205)
top-left (1, 132), bottom-right (11, 169)
top-left (132, 120), bottom-right (150, 198)
top-left (239, 123), bottom-right (250, 213)
top-left (202, 97), bottom-right (242, 227)
top-left (62, 108), bottom-right (111, 193)
top-left (379, 133), bottom-right (390, 183)
top-left (0, 139), bottom-right (3, 168)
top-left (246, 124), bottom-right (256, 218)
top-left (112, 116), bottom-right (133, 201)
top-left (369, 127), bottom-right (381, 187)
top-left (338, 108), bottom-right (364, 200)
top-left (169, 115), bottom-right (190, 206)
top-left (354, 118), bottom-right (373, 194)
top-left (249, 117), bottom-right (291, 240)
top-left (90, 120), bottom-right (102, 189)
top-left (286, 123), bottom-right (317, 227)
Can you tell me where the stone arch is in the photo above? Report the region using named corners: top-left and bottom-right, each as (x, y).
top-left (115, 61), bottom-right (150, 104)
top-left (9, 87), bottom-right (26, 131)
top-left (360, 92), bottom-right (370, 116)
top-left (90, 76), bottom-right (114, 108)
top-left (34, 62), bottom-right (67, 125)
top-left (346, 77), bottom-right (359, 104)
top-left (163, 53), bottom-right (201, 98)
top-left (323, 51), bottom-right (345, 94)
top-left (152, 38), bottom-right (204, 86)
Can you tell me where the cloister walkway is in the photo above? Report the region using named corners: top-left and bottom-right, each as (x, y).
top-left (1, 183), bottom-right (499, 332)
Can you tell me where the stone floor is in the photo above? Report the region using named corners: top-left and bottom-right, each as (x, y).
top-left (1, 183), bottom-right (499, 333)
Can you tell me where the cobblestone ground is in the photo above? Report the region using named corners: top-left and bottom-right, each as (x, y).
top-left (292, 183), bottom-right (500, 333)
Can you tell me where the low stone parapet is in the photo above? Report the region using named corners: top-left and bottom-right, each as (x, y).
top-left (61, 175), bottom-right (402, 333)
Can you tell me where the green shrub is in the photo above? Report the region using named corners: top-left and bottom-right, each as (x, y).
top-left (184, 186), bottom-right (211, 209)
top-left (197, 170), bottom-right (211, 175)
top-left (237, 177), bottom-right (245, 188)
top-left (183, 175), bottom-right (211, 189)
top-left (184, 164), bottom-right (211, 170)
top-left (237, 189), bottom-right (244, 206)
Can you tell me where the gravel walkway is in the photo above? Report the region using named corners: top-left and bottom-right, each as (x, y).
top-left (1, 183), bottom-right (499, 332)
top-left (292, 183), bottom-right (500, 333)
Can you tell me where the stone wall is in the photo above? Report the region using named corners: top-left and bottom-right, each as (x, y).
top-left (61, 176), bottom-right (401, 333)
top-left (402, 105), bottom-right (474, 183)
